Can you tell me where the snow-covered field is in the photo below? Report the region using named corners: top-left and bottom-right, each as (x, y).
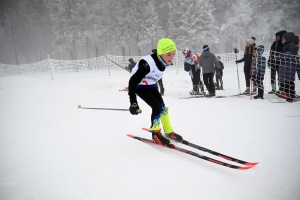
top-left (0, 64), bottom-right (299, 200)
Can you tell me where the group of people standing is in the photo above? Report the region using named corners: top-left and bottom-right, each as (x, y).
top-left (182, 45), bottom-right (224, 97)
top-left (235, 37), bottom-right (267, 99)
top-left (126, 33), bottom-right (299, 147)
top-left (236, 31), bottom-right (300, 100)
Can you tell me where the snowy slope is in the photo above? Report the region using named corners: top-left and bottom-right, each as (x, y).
top-left (0, 65), bottom-right (300, 200)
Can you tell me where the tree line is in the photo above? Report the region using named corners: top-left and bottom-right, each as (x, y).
top-left (0, 0), bottom-right (299, 65)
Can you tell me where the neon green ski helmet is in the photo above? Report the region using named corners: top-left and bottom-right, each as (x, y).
top-left (157, 38), bottom-right (176, 55)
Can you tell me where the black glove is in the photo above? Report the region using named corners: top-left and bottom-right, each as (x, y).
top-left (129, 103), bottom-right (142, 115)
top-left (235, 61), bottom-right (238, 64)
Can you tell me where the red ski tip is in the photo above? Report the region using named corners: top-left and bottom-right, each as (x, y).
top-left (244, 162), bottom-right (259, 166)
top-left (238, 165), bottom-right (254, 170)
top-left (142, 128), bottom-right (150, 132)
top-left (126, 134), bottom-right (134, 138)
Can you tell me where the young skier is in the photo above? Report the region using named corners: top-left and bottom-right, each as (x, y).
top-left (191, 52), bottom-right (203, 95)
top-left (215, 56), bottom-right (224, 90)
top-left (128, 38), bottom-right (183, 146)
top-left (252, 45), bottom-right (266, 99)
top-left (187, 50), bottom-right (202, 95)
top-left (182, 47), bottom-right (197, 94)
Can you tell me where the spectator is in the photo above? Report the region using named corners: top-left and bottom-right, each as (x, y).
top-left (127, 58), bottom-right (136, 73)
top-left (195, 53), bottom-right (205, 94)
top-left (294, 34), bottom-right (299, 54)
top-left (235, 38), bottom-right (255, 94)
top-left (267, 30), bottom-right (287, 94)
top-left (200, 45), bottom-right (220, 97)
top-left (251, 36), bottom-right (256, 47)
top-left (215, 56), bottom-right (224, 90)
top-left (182, 47), bottom-right (195, 94)
top-left (188, 50), bottom-right (200, 95)
top-left (252, 45), bottom-right (266, 99)
top-left (278, 32), bottom-right (300, 101)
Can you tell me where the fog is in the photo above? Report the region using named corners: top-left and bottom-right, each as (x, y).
top-left (0, 0), bottom-right (299, 65)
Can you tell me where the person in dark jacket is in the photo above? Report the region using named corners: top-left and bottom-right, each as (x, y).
top-left (236, 38), bottom-right (255, 94)
top-left (215, 56), bottom-right (224, 90)
top-left (128, 38), bottom-right (183, 146)
top-left (200, 45), bottom-right (220, 97)
top-left (151, 49), bottom-right (165, 96)
top-left (252, 45), bottom-right (266, 99)
top-left (127, 58), bottom-right (136, 72)
top-left (294, 35), bottom-right (299, 54)
top-left (278, 32), bottom-right (300, 101)
top-left (267, 30), bottom-right (287, 94)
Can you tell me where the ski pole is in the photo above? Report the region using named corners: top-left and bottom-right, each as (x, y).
top-left (77, 105), bottom-right (142, 113)
top-left (103, 54), bottom-right (130, 72)
top-left (235, 55), bottom-right (241, 94)
top-left (233, 48), bottom-right (241, 95)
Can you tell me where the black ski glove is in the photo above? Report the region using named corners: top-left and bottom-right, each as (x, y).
top-left (129, 103), bottom-right (142, 115)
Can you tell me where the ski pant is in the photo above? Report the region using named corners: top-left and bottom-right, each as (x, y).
top-left (192, 68), bottom-right (201, 85)
top-left (203, 72), bottom-right (215, 94)
top-left (216, 75), bottom-right (223, 89)
top-left (270, 62), bottom-right (280, 90)
top-left (136, 87), bottom-right (173, 133)
top-left (191, 68), bottom-right (203, 92)
top-left (280, 81), bottom-right (296, 98)
top-left (253, 75), bottom-right (264, 96)
top-left (157, 78), bottom-right (164, 94)
top-left (244, 65), bottom-right (251, 87)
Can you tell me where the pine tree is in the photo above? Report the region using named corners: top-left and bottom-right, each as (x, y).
top-left (25, 0), bottom-right (48, 61)
top-left (47, 0), bottom-right (79, 60)
top-left (160, 0), bottom-right (219, 50)
top-left (129, 0), bottom-right (165, 55)
top-left (0, 0), bottom-right (20, 64)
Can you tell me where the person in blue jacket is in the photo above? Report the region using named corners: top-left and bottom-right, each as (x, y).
top-left (252, 45), bottom-right (266, 99)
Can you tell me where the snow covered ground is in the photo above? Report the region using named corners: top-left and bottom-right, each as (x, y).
top-left (0, 64), bottom-right (300, 200)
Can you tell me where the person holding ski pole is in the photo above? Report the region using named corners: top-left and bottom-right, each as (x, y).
top-left (128, 38), bottom-right (183, 146)
top-left (235, 38), bottom-right (255, 94)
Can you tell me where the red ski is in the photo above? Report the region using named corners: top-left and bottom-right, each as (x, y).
top-left (142, 128), bottom-right (258, 167)
top-left (127, 134), bottom-right (256, 170)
